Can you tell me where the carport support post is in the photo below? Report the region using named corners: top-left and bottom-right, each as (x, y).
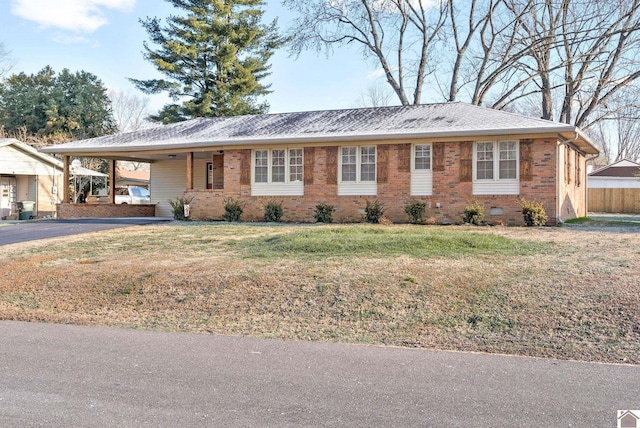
top-left (187, 152), bottom-right (194, 190)
top-left (109, 160), bottom-right (116, 204)
top-left (63, 156), bottom-right (70, 203)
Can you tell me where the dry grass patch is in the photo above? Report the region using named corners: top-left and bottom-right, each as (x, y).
top-left (1, 223), bottom-right (639, 364)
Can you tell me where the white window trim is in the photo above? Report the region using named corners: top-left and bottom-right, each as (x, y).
top-left (410, 143), bottom-right (433, 196)
top-left (251, 148), bottom-right (304, 185)
top-left (338, 145), bottom-right (377, 184)
top-left (411, 143), bottom-right (432, 172)
top-left (473, 141), bottom-right (519, 183)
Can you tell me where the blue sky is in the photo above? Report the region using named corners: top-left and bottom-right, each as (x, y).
top-left (0, 0), bottom-right (383, 115)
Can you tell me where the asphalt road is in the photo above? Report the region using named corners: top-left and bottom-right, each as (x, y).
top-left (0, 322), bottom-right (638, 427)
top-left (0, 218), bottom-right (170, 246)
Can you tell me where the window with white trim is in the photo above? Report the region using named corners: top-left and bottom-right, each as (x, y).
top-left (475, 141), bottom-right (518, 181)
top-left (253, 148), bottom-right (304, 184)
top-left (289, 148), bottom-right (303, 182)
top-left (340, 146), bottom-right (376, 183)
top-left (414, 144), bottom-right (431, 170)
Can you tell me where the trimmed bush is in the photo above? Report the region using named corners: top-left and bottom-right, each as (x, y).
top-left (314, 203), bottom-right (335, 223)
top-left (168, 196), bottom-right (194, 221)
top-left (462, 201), bottom-right (484, 225)
top-left (519, 198), bottom-right (548, 227)
top-left (223, 198), bottom-right (244, 222)
top-left (264, 200), bottom-right (283, 222)
top-left (365, 199), bottom-right (385, 224)
top-left (404, 200), bottom-right (427, 224)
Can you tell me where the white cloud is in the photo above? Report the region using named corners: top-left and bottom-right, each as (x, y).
top-left (11, 0), bottom-right (136, 33)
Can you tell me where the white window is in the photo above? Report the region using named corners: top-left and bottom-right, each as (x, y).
top-left (289, 148), bottom-right (304, 182)
top-left (271, 149), bottom-right (286, 183)
top-left (473, 141), bottom-right (519, 195)
top-left (414, 144), bottom-right (431, 171)
top-left (475, 141), bottom-right (518, 181)
top-left (411, 144), bottom-right (432, 196)
top-left (254, 150), bottom-right (269, 183)
top-left (252, 148), bottom-right (305, 196)
top-left (338, 146), bottom-right (377, 196)
top-left (340, 146), bottom-right (376, 183)
top-left (499, 141), bottom-right (517, 180)
top-left (253, 148), bottom-right (304, 184)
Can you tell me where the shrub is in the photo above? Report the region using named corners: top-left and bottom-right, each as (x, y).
top-left (519, 198), bottom-right (548, 227)
top-left (404, 200), bottom-right (427, 224)
top-left (314, 203), bottom-right (335, 223)
top-left (365, 199), bottom-right (385, 224)
top-left (168, 196), bottom-right (194, 221)
top-left (264, 200), bottom-right (283, 222)
top-left (462, 201), bottom-right (484, 225)
top-left (223, 198), bottom-right (244, 222)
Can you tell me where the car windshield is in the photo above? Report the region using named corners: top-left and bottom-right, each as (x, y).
top-left (130, 187), bottom-right (149, 197)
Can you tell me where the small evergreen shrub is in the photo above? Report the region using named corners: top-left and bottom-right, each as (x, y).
top-left (223, 198), bottom-right (244, 222)
top-left (404, 200), bottom-right (427, 224)
top-left (519, 198), bottom-right (548, 227)
top-left (365, 199), bottom-right (385, 224)
top-left (168, 196), bottom-right (194, 221)
top-left (264, 200), bottom-right (283, 222)
top-left (462, 201), bottom-right (485, 225)
top-left (314, 203), bottom-right (335, 223)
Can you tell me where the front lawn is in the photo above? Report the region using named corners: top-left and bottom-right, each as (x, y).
top-left (1, 223), bottom-right (638, 364)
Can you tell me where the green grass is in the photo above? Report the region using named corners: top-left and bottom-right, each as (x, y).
top-left (565, 216), bottom-right (640, 227)
top-left (227, 225), bottom-right (549, 259)
top-left (564, 217), bottom-right (592, 224)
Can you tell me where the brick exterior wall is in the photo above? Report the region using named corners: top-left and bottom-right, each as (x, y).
top-left (57, 203), bottom-right (156, 219)
top-left (179, 138), bottom-right (586, 225)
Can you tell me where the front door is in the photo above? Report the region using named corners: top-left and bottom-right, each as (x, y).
top-left (1, 176), bottom-right (17, 219)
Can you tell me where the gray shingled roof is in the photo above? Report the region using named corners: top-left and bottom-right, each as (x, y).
top-left (42, 103), bottom-right (598, 155)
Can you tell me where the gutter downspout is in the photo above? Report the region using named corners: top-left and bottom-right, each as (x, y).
top-left (557, 132), bottom-right (580, 222)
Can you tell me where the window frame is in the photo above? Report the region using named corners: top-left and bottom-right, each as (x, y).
top-left (411, 143), bottom-right (432, 172)
top-left (252, 148), bottom-right (304, 185)
top-left (206, 162), bottom-right (213, 189)
top-left (473, 140), bottom-right (519, 182)
top-left (339, 145), bottom-right (377, 184)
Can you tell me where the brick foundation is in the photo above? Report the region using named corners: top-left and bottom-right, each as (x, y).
top-left (57, 203), bottom-right (156, 219)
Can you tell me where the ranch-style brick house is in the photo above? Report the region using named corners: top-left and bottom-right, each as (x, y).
top-left (42, 103), bottom-right (599, 225)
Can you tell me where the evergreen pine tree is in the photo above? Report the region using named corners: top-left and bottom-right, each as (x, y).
top-left (130, 0), bottom-right (284, 123)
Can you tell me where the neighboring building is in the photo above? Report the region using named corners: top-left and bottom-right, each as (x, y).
top-left (588, 159), bottom-right (640, 213)
top-left (0, 138), bottom-right (105, 219)
top-left (42, 103), bottom-right (599, 225)
top-left (116, 165), bottom-right (150, 189)
top-left (588, 159), bottom-right (640, 189)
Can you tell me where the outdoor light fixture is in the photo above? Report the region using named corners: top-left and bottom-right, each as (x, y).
top-left (168, 154), bottom-right (177, 158)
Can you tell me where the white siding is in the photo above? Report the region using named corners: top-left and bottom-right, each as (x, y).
top-left (338, 182), bottom-right (377, 196)
top-left (252, 182), bottom-right (304, 196)
top-left (0, 146), bottom-right (60, 175)
top-left (473, 181), bottom-right (519, 195)
top-left (411, 170), bottom-right (433, 196)
top-left (588, 177), bottom-right (640, 189)
top-left (151, 160), bottom-right (187, 217)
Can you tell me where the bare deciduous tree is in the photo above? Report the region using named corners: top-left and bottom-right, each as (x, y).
top-left (108, 89), bottom-right (151, 133)
top-left (284, 0), bottom-right (449, 105)
top-left (588, 92), bottom-right (640, 164)
top-left (355, 82), bottom-right (395, 107)
top-left (0, 41), bottom-right (12, 80)
top-left (284, 0), bottom-right (640, 129)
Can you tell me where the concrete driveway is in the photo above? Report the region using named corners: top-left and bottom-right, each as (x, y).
top-left (0, 218), bottom-right (171, 246)
top-left (1, 321), bottom-right (638, 427)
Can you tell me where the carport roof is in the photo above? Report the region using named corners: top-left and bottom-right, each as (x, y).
top-left (40, 103), bottom-right (599, 156)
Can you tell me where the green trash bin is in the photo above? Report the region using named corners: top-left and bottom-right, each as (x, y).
top-left (17, 201), bottom-right (35, 220)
